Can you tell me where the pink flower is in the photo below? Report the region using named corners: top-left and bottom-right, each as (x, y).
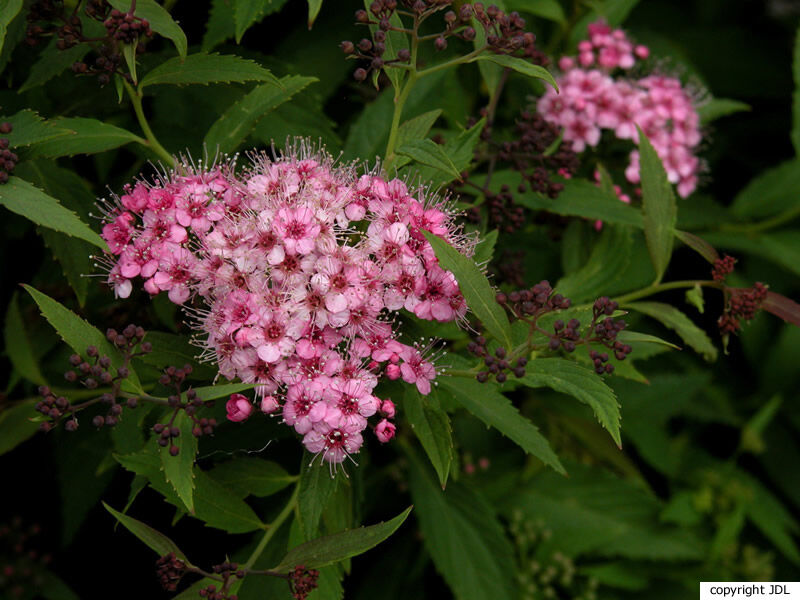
top-left (260, 395), bottom-right (280, 414)
top-left (375, 419), bottom-right (396, 443)
top-left (226, 393), bottom-right (254, 422)
top-left (380, 399), bottom-right (396, 419)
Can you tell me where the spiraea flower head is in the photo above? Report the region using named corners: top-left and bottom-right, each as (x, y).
top-left (98, 140), bottom-right (476, 466)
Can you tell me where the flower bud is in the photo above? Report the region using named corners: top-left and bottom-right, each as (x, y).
top-left (375, 419), bottom-right (396, 443)
top-left (380, 399), bottom-right (396, 418)
top-left (226, 393), bottom-right (254, 423)
top-left (260, 395), bottom-right (280, 414)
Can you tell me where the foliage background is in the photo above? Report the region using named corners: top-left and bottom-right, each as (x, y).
top-left (1, 0), bottom-right (800, 598)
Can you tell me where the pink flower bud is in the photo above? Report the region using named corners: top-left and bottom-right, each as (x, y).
top-left (386, 363), bottom-right (401, 380)
top-left (226, 393), bottom-right (253, 422)
top-left (634, 44), bottom-right (649, 59)
top-left (380, 399), bottom-right (396, 419)
top-left (260, 395), bottom-right (279, 414)
top-left (375, 419), bottom-right (396, 443)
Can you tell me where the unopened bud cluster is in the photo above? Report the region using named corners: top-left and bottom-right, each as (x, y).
top-left (25, 0), bottom-right (152, 86)
top-left (155, 552), bottom-right (186, 592)
top-left (343, 1), bottom-right (546, 84)
top-left (468, 338), bottom-right (528, 383)
top-left (0, 121), bottom-right (17, 184)
top-left (719, 282), bottom-right (768, 335)
top-left (288, 565), bottom-right (321, 600)
top-left (153, 366), bottom-right (218, 456)
top-left (0, 518), bottom-right (51, 600)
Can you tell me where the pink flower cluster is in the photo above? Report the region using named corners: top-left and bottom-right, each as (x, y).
top-left (538, 21), bottom-right (702, 198)
top-left (99, 144), bottom-right (475, 466)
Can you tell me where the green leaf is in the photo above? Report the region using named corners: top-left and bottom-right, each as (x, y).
top-left (617, 330), bottom-right (680, 350)
top-left (307, 0), bottom-right (323, 28)
top-left (0, 399), bottom-right (40, 456)
top-left (4, 293), bottom-right (46, 385)
top-left (28, 117), bottom-right (144, 158)
top-left (0, 0), bottom-right (21, 55)
top-left (685, 284), bottom-right (705, 314)
top-left (470, 54), bottom-right (558, 90)
top-left (513, 176), bottom-right (644, 228)
top-left (208, 457), bottom-right (295, 498)
top-left (556, 225), bottom-right (634, 303)
top-left (396, 110), bottom-right (442, 148)
top-left (626, 301), bottom-right (717, 361)
top-left (272, 507), bottom-right (412, 573)
top-left (416, 118), bottom-right (485, 185)
top-left (505, 0), bottom-right (565, 23)
top-left (140, 52), bottom-right (278, 90)
top-left (298, 452), bottom-right (339, 539)
top-left (19, 40), bottom-right (90, 93)
top-left (397, 139), bottom-right (461, 180)
top-left (472, 229), bottom-right (498, 265)
top-left (160, 411), bottom-right (197, 513)
top-left (698, 97), bottom-right (750, 125)
top-left (205, 75), bottom-right (316, 155)
top-left (675, 229), bottom-right (719, 264)
top-left (22, 285), bottom-right (143, 392)
top-left (108, 0), bottom-right (187, 58)
top-left (421, 230), bottom-right (512, 349)
top-left (0, 177), bottom-right (106, 249)
top-left (192, 382), bottom-right (255, 402)
top-left (234, 0), bottom-right (289, 43)
top-left (730, 160), bottom-right (800, 219)
top-left (122, 41), bottom-right (138, 84)
top-left (404, 387), bottom-right (453, 488)
top-left (1, 109), bottom-right (74, 147)
top-left (407, 447), bottom-right (517, 600)
top-left (637, 127), bottom-right (677, 283)
top-left (115, 449), bottom-right (265, 533)
top-left (202, 0), bottom-right (235, 51)
top-left (521, 358), bottom-right (622, 447)
top-left (702, 230), bottom-right (800, 278)
top-left (507, 462), bottom-right (703, 560)
top-left (134, 331), bottom-right (216, 379)
top-left (103, 502), bottom-right (188, 561)
top-left (440, 377), bottom-right (565, 473)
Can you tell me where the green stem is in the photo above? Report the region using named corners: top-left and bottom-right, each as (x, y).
top-left (123, 80), bottom-right (175, 165)
top-left (717, 205), bottom-right (800, 234)
top-left (611, 280), bottom-right (723, 306)
top-left (416, 46), bottom-right (486, 79)
top-left (242, 484), bottom-right (299, 570)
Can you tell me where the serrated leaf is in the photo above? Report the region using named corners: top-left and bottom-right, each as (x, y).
top-left (140, 52), bottom-right (278, 89)
top-left (4, 293), bottom-right (46, 385)
top-left (19, 40), bottom-right (90, 93)
top-left (205, 75), bottom-right (316, 155)
top-left (234, 0), bottom-right (289, 43)
top-left (115, 449), bottom-right (265, 533)
top-left (191, 382), bottom-right (254, 401)
top-left (513, 176), bottom-right (644, 228)
top-left (103, 502), bottom-right (188, 561)
top-left (272, 506), bottom-right (411, 573)
top-left (407, 446), bottom-right (517, 600)
top-left (396, 110), bottom-right (442, 148)
top-left (416, 118), bottom-right (485, 185)
top-left (208, 457), bottom-right (295, 498)
top-left (637, 127), bottom-right (677, 283)
top-left (1, 110), bottom-right (74, 147)
top-left (109, 0), bottom-right (187, 58)
top-left (472, 229), bottom-right (498, 265)
top-left (160, 411), bottom-right (197, 512)
top-left (0, 399), bottom-right (40, 456)
top-left (471, 54), bottom-right (558, 90)
top-left (0, 177), bottom-right (106, 249)
top-left (421, 230), bottom-right (512, 349)
top-left (397, 139), bottom-right (461, 180)
top-left (698, 97), bottom-right (750, 125)
top-left (556, 225), bottom-right (634, 303)
top-left (404, 387), bottom-right (453, 488)
top-left (626, 301), bottom-right (717, 361)
top-left (298, 451), bottom-right (339, 539)
top-left (28, 117), bottom-right (144, 158)
top-left (439, 377), bottom-right (565, 473)
top-left (202, 0), bottom-right (235, 51)
top-left (685, 284), bottom-right (705, 314)
top-left (22, 285), bottom-right (143, 392)
top-left (521, 358), bottom-right (622, 447)
top-left (0, 0), bottom-right (21, 55)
